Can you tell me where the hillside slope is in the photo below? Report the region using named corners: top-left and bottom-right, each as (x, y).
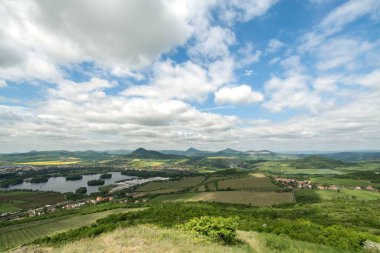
top-left (14, 225), bottom-right (346, 253)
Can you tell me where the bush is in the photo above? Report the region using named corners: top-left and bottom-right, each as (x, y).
top-left (87, 179), bottom-right (105, 186)
top-left (66, 175), bottom-right (83, 181)
top-left (100, 173), bottom-right (112, 179)
top-left (30, 176), bottom-right (49, 183)
top-left (75, 187), bottom-right (87, 194)
top-left (178, 216), bottom-right (238, 244)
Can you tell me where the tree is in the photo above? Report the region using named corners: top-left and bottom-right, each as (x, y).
top-left (75, 187), bottom-right (87, 194)
top-left (178, 216), bottom-right (238, 244)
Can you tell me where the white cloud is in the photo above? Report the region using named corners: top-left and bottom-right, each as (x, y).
top-left (280, 55), bottom-right (306, 73)
top-left (244, 88), bottom-right (380, 150)
top-left (237, 43), bottom-right (261, 66)
top-left (300, 0), bottom-right (380, 52)
top-left (188, 26), bottom-right (236, 61)
top-left (0, 0), bottom-right (194, 81)
top-left (123, 61), bottom-right (216, 102)
top-left (316, 38), bottom-right (374, 71)
top-left (263, 73), bottom-right (324, 112)
top-left (0, 79), bottom-right (6, 88)
top-left (214, 85), bottom-right (263, 105)
top-left (313, 75), bottom-right (339, 92)
top-left (344, 69), bottom-right (380, 88)
top-left (320, 0), bottom-right (380, 34)
top-left (47, 78), bottom-right (115, 103)
top-left (220, 0), bottom-right (278, 23)
top-left (267, 39), bottom-right (285, 53)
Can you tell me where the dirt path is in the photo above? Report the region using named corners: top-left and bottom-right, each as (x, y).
top-left (237, 230), bottom-right (266, 253)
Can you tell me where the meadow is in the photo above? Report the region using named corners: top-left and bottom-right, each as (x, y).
top-left (0, 191), bottom-right (64, 213)
top-left (310, 177), bottom-right (379, 188)
top-left (21, 225), bottom-right (347, 253)
top-left (0, 207), bottom-right (140, 251)
top-left (150, 191), bottom-right (294, 206)
top-left (217, 176), bottom-right (281, 191)
top-left (32, 200), bottom-right (380, 252)
top-left (17, 160), bottom-right (81, 166)
top-left (136, 176), bottom-right (205, 193)
top-left (295, 189), bottom-right (380, 202)
top-left (256, 161), bottom-right (345, 175)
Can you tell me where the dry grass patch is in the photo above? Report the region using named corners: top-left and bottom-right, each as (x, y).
top-left (136, 176), bottom-right (204, 192)
top-left (17, 225), bottom-right (250, 253)
top-left (218, 176), bottom-right (280, 191)
top-left (185, 191), bottom-right (293, 206)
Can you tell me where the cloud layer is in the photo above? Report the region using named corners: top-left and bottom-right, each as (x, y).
top-left (0, 0), bottom-right (379, 152)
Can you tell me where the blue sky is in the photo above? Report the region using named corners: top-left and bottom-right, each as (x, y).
top-left (0, 0), bottom-right (379, 152)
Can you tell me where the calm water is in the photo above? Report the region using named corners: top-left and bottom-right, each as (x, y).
top-left (7, 172), bottom-right (134, 194)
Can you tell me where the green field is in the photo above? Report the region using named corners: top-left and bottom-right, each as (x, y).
top-left (150, 191), bottom-right (294, 206)
top-left (136, 176), bottom-right (205, 193)
top-left (238, 231), bottom-right (346, 253)
top-left (0, 191), bottom-right (64, 213)
top-left (310, 177), bottom-right (379, 187)
top-left (218, 176), bottom-right (280, 191)
top-left (22, 225), bottom-right (346, 253)
top-left (295, 189), bottom-right (380, 202)
top-left (256, 160), bottom-right (346, 175)
top-left (0, 208), bottom-right (140, 251)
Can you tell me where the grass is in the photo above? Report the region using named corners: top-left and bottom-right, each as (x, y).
top-left (150, 191), bottom-right (294, 206)
top-left (22, 225), bottom-right (347, 253)
top-left (16, 160), bottom-right (80, 165)
top-left (0, 208), bottom-right (141, 251)
top-left (295, 189), bottom-right (380, 202)
top-left (238, 231), bottom-right (347, 253)
top-left (25, 225), bottom-right (251, 253)
top-left (149, 192), bottom-right (198, 204)
top-left (310, 177), bottom-right (379, 187)
top-left (218, 176), bottom-right (280, 191)
top-left (0, 191), bottom-right (64, 213)
top-left (136, 176), bottom-right (205, 192)
top-left (257, 161), bottom-right (345, 175)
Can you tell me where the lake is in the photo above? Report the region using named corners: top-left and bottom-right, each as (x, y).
top-left (7, 172), bottom-right (134, 194)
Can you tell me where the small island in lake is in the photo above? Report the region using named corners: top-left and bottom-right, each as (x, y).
top-left (65, 175), bottom-right (83, 181)
top-left (100, 173), bottom-right (112, 179)
top-left (87, 179), bottom-right (105, 186)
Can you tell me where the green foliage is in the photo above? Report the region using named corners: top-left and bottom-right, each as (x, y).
top-left (178, 216), bottom-right (239, 244)
top-left (75, 187), bottom-right (87, 194)
top-left (290, 156), bottom-right (353, 170)
top-left (87, 179), bottom-right (105, 186)
top-left (65, 175), bottom-right (83, 181)
top-left (0, 176), bottom-right (23, 187)
top-left (30, 176), bottom-right (49, 183)
top-left (65, 192), bottom-right (86, 201)
top-left (100, 173), bottom-right (112, 179)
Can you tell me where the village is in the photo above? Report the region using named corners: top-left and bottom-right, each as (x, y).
top-left (274, 177), bottom-right (376, 191)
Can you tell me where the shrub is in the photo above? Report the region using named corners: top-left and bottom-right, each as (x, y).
top-left (100, 173), bottom-right (112, 179)
top-left (75, 187), bottom-right (87, 194)
top-left (87, 179), bottom-right (105, 186)
top-left (66, 175), bottom-right (83, 181)
top-left (178, 216), bottom-right (238, 244)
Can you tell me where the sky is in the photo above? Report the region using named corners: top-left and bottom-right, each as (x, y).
top-left (0, 0), bottom-right (380, 153)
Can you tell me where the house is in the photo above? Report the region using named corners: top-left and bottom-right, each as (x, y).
top-left (355, 186), bottom-right (362, 190)
top-left (366, 185), bottom-right (375, 191)
top-left (329, 185), bottom-right (338, 191)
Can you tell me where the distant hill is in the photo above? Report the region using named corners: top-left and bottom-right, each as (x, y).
top-left (290, 156), bottom-right (353, 169)
top-left (184, 147), bottom-right (213, 156)
top-left (318, 152), bottom-right (380, 162)
top-left (105, 149), bottom-right (132, 155)
top-left (215, 148), bottom-right (246, 157)
top-left (0, 150), bottom-right (112, 164)
top-left (246, 150), bottom-right (273, 155)
top-left (127, 148), bottom-right (185, 159)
